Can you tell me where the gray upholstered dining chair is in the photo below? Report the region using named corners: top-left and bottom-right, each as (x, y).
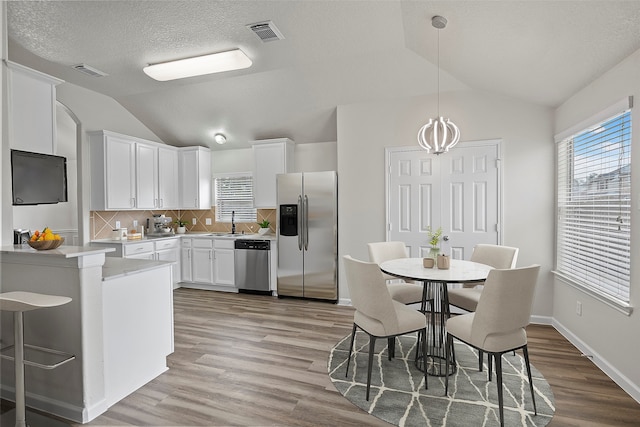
top-left (447, 244), bottom-right (519, 313)
top-left (343, 255), bottom-right (427, 400)
top-left (367, 241), bottom-right (423, 305)
top-left (444, 265), bottom-right (540, 427)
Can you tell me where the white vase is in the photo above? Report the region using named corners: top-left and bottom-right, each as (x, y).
top-left (258, 227), bottom-right (270, 235)
top-left (176, 226), bottom-right (186, 234)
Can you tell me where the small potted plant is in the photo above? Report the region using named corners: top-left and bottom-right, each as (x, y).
top-left (257, 219), bottom-right (270, 235)
top-left (427, 225), bottom-right (443, 257)
top-left (175, 219), bottom-right (188, 234)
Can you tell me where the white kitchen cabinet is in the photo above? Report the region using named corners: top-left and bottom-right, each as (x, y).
top-left (90, 238), bottom-right (180, 286)
top-left (154, 238), bottom-right (181, 285)
top-left (89, 131), bottom-right (137, 210)
top-left (250, 138), bottom-right (295, 208)
top-left (135, 142), bottom-right (158, 209)
top-left (90, 130), bottom-right (183, 210)
top-left (179, 147), bottom-right (211, 209)
top-left (191, 239), bottom-right (214, 284)
top-left (7, 61), bottom-right (63, 154)
top-left (180, 239), bottom-right (193, 283)
top-left (214, 239), bottom-right (235, 287)
top-left (158, 146), bottom-right (179, 209)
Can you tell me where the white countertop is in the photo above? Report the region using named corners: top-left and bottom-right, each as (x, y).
top-left (91, 232), bottom-right (276, 245)
top-left (1, 244), bottom-right (115, 258)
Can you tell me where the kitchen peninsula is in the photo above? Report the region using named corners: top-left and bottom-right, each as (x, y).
top-left (0, 244), bottom-right (174, 423)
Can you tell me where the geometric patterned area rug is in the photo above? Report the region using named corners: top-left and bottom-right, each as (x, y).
top-left (328, 332), bottom-right (555, 427)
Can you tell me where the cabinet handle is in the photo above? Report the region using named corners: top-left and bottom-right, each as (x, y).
top-left (131, 197), bottom-right (136, 207)
top-left (159, 198), bottom-right (163, 208)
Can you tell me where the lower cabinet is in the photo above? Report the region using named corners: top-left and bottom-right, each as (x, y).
top-left (180, 237), bottom-right (236, 292)
top-left (93, 238), bottom-right (181, 287)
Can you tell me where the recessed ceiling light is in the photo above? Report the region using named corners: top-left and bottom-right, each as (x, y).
top-left (213, 133), bottom-right (227, 145)
top-left (143, 49), bottom-right (252, 81)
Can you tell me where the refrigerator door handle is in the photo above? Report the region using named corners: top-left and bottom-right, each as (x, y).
top-left (297, 195), bottom-right (303, 251)
top-left (303, 195), bottom-right (309, 250)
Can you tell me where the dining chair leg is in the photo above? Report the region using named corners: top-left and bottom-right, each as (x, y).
top-left (422, 327), bottom-right (428, 390)
top-left (495, 352), bottom-right (504, 427)
top-left (444, 333), bottom-right (452, 395)
top-left (388, 337), bottom-right (395, 360)
top-left (366, 335), bottom-right (376, 401)
top-left (345, 323), bottom-right (357, 377)
top-left (522, 345), bottom-right (538, 415)
top-left (479, 350), bottom-right (484, 372)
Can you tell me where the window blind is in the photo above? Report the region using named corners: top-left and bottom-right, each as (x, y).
top-left (556, 109), bottom-right (631, 303)
top-left (214, 175), bottom-right (257, 223)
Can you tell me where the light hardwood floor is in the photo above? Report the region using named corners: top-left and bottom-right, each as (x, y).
top-left (5, 288), bottom-right (640, 426)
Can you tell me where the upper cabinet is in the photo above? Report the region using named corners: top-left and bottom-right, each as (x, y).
top-left (178, 146), bottom-right (211, 210)
top-left (89, 130), bottom-right (181, 211)
top-left (250, 138), bottom-right (295, 208)
top-left (7, 62), bottom-right (63, 154)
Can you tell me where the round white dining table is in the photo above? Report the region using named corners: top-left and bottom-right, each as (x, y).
top-left (379, 258), bottom-right (493, 376)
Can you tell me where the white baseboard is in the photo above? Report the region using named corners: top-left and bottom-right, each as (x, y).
top-left (553, 318), bottom-right (640, 404)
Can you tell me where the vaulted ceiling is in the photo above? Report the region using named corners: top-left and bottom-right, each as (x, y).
top-left (8, 1), bottom-right (640, 150)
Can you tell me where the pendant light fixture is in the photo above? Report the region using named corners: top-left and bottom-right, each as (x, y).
top-left (417, 15), bottom-right (460, 155)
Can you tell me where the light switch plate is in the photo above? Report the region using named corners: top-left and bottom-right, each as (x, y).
top-left (205, 218), bottom-right (212, 225)
top-left (192, 218), bottom-right (197, 225)
top-left (115, 220), bottom-right (121, 229)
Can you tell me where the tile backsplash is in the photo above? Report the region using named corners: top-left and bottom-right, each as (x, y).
top-left (91, 208), bottom-right (276, 240)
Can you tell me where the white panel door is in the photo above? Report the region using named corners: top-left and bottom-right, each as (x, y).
top-left (387, 149), bottom-right (441, 257)
top-left (387, 141), bottom-right (500, 260)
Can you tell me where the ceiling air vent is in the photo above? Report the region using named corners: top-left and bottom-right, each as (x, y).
top-left (247, 21), bottom-right (284, 42)
top-left (72, 64), bottom-right (108, 77)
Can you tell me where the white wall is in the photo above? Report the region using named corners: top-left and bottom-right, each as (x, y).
top-left (336, 90), bottom-right (555, 317)
top-left (11, 104), bottom-right (78, 237)
top-left (554, 48), bottom-right (640, 401)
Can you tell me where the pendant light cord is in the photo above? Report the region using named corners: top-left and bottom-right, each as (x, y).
top-left (437, 27), bottom-right (440, 118)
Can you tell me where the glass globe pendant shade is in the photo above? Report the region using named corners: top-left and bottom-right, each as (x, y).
top-left (417, 116), bottom-right (461, 154)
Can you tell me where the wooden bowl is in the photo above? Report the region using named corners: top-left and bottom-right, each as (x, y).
top-left (28, 237), bottom-right (64, 250)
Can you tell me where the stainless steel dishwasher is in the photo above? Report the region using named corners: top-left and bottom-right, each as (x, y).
top-left (234, 239), bottom-right (271, 294)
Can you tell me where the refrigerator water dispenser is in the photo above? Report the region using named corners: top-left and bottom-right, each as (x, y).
top-left (279, 204), bottom-right (298, 236)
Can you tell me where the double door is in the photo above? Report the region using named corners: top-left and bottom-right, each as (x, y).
top-left (386, 141), bottom-right (501, 260)
top-left (181, 238), bottom-right (234, 288)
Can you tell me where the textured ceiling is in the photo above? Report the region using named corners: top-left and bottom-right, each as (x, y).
top-left (8, 1), bottom-right (640, 150)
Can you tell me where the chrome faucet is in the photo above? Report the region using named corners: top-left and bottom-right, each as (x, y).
top-left (231, 210), bottom-right (236, 234)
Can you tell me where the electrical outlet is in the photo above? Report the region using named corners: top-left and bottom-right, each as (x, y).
top-left (115, 220), bottom-right (121, 229)
top-left (133, 220), bottom-right (138, 228)
top-left (192, 218), bottom-right (197, 225)
top-left (576, 301), bottom-right (582, 316)
top-left (205, 218), bottom-right (212, 225)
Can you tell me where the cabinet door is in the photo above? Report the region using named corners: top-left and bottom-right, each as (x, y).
top-left (214, 248), bottom-right (235, 286)
top-left (179, 148), bottom-right (211, 209)
top-left (192, 248), bottom-right (214, 284)
top-left (136, 143), bottom-right (158, 209)
top-left (179, 149), bottom-right (199, 209)
top-left (180, 247), bottom-right (192, 283)
top-left (105, 136), bottom-right (136, 209)
top-left (158, 147), bottom-right (179, 209)
top-left (252, 140), bottom-right (293, 208)
top-left (156, 248), bottom-right (180, 284)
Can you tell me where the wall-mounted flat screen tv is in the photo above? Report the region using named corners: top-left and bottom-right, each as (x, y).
top-left (11, 149), bottom-right (68, 205)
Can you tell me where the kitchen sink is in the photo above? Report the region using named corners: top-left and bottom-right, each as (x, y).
top-left (206, 232), bottom-right (238, 237)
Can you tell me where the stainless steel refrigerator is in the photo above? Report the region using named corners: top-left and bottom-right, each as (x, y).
top-left (276, 171), bottom-right (337, 301)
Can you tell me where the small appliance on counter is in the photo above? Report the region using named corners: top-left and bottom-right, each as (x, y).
top-left (14, 229), bottom-right (31, 244)
top-left (146, 214), bottom-right (174, 237)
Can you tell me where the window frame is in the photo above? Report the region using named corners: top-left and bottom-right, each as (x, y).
top-left (554, 98), bottom-right (633, 315)
top-left (213, 172), bottom-right (257, 223)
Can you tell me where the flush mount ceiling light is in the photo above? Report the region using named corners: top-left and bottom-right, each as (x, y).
top-left (417, 15), bottom-right (461, 155)
top-left (143, 49), bottom-right (252, 81)
top-left (213, 133), bottom-right (227, 145)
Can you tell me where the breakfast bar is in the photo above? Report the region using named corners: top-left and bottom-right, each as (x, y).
top-left (0, 245), bottom-right (174, 424)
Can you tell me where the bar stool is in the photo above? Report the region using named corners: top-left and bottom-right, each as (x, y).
top-left (0, 291), bottom-right (76, 427)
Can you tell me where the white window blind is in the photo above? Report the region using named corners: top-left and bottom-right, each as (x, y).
top-left (214, 174), bottom-right (257, 223)
top-left (556, 109), bottom-right (631, 303)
